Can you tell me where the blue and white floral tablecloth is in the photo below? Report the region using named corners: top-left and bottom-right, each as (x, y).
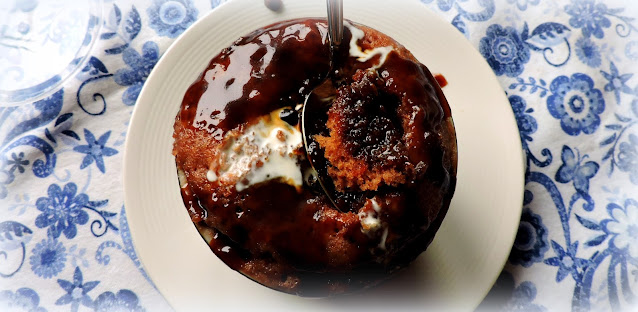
top-left (1, 0), bottom-right (637, 311)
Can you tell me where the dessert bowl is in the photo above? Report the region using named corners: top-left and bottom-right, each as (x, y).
top-left (124, 0), bottom-right (524, 310)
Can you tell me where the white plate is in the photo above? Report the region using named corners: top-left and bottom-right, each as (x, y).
top-left (124, 0), bottom-right (525, 311)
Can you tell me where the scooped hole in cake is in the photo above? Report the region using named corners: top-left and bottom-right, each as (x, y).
top-left (316, 69), bottom-right (415, 192)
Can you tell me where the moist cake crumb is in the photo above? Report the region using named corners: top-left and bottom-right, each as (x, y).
top-left (172, 18), bottom-right (457, 296)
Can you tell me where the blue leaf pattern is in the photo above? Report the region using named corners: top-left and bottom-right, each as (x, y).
top-left (526, 22), bottom-right (571, 49)
top-left (123, 7), bottom-right (142, 41)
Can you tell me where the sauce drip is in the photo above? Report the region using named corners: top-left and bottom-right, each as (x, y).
top-left (434, 74), bottom-right (448, 87)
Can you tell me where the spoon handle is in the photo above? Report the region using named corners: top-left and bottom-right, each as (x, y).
top-left (327, 0), bottom-right (343, 48)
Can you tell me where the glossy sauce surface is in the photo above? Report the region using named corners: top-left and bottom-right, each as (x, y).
top-left (173, 18), bottom-right (456, 295)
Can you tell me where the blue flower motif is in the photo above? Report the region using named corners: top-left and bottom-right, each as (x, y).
top-left (93, 289), bottom-right (145, 312)
top-left (147, 0), bottom-right (198, 38)
top-left (574, 37), bottom-right (601, 68)
top-left (600, 62), bottom-right (634, 104)
top-left (507, 0), bottom-right (539, 11)
top-left (603, 199), bottom-right (638, 259)
top-left (73, 129), bottom-right (118, 173)
top-left (564, 0), bottom-right (611, 39)
top-left (617, 133), bottom-right (638, 184)
top-left (555, 145), bottom-right (599, 193)
top-left (510, 95), bottom-right (537, 148)
top-left (55, 267), bottom-right (100, 312)
top-left (503, 281), bottom-right (547, 312)
top-left (544, 241), bottom-right (589, 282)
top-left (547, 73), bottom-right (605, 135)
top-left (35, 183), bottom-right (89, 239)
top-left (0, 288), bottom-right (47, 312)
top-left (30, 236), bottom-right (66, 279)
top-left (114, 41), bottom-right (160, 106)
top-left (6, 152), bottom-right (29, 174)
top-left (509, 208), bottom-right (549, 267)
top-left (17, 23), bottom-right (30, 35)
top-left (479, 24), bottom-right (531, 77)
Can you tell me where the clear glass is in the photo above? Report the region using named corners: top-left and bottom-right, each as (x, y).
top-left (0, 0), bottom-right (103, 106)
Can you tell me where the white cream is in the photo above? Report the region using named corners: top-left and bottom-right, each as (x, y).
top-left (378, 227), bottom-right (389, 250)
top-left (358, 198), bottom-right (384, 234)
top-left (177, 169), bottom-right (188, 188)
top-left (370, 198), bottom-right (381, 213)
top-left (359, 198), bottom-right (389, 250)
top-left (212, 109), bottom-right (303, 192)
top-left (206, 170), bottom-right (217, 182)
top-left (359, 210), bottom-right (381, 233)
top-left (346, 22), bottom-right (394, 68)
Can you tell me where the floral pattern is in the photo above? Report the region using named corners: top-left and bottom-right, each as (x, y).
top-left (510, 95), bottom-right (537, 148)
top-left (55, 267), bottom-right (100, 312)
top-left (506, 0), bottom-right (539, 11)
top-left (600, 62), bottom-right (634, 104)
top-left (114, 41), bottom-right (161, 106)
top-left (547, 73), bottom-right (605, 135)
top-left (509, 208), bottom-right (549, 267)
top-left (603, 199), bottom-right (638, 259)
top-left (617, 134), bottom-right (638, 184)
top-left (479, 24), bottom-right (531, 77)
top-left (503, 281), bottom-right (547, 312)
top-left (2, 0), bottom-right (637, 311)
top-left (35, 183), bottom-right (89, 240)
top-left (544, 241), bottom-right (590, 282)
top-left (564, 0), bottom-right (611, 39)
top-left (574, 37), bottom-right (601, 67)
top-left (29, 237), bottom-right (66, 279)
top-left (73, 129), bottom-right (118, 173)
top-left (6, 152), bottom-right (30, 174)
top-left (147, 0), bottom-right (198, 38)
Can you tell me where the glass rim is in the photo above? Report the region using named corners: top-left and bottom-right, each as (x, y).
top-left (0, 0), bottom-right (104, 107)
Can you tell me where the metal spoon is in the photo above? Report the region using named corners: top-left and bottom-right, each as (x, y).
top-left (301, 0), bottom-right (345, 211)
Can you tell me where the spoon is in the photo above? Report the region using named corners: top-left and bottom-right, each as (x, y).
top-left (301, 0), bottom-right (346, 211)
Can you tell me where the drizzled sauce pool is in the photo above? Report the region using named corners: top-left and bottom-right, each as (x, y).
top-left (173, 18), bottom-right (456, 295)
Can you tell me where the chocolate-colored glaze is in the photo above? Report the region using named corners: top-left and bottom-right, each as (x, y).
top-left (177, 19), bottom-right (335, 138)
top-left (173, 18), bottom-right (456, 295)
top-left (434, 74), bottom-right (448, 88)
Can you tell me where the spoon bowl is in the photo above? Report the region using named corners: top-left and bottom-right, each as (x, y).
top-left (301, 0), bottom-right (345, 211)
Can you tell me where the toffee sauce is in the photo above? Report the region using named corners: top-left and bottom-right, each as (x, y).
top-left (174, 18), bottom-right (456, 295)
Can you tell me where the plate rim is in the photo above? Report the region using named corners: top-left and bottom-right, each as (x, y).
top-left (123, 0), bottom-right (525, 310)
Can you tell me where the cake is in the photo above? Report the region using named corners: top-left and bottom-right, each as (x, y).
top-left (172, 18), bottom-right (457, 296)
